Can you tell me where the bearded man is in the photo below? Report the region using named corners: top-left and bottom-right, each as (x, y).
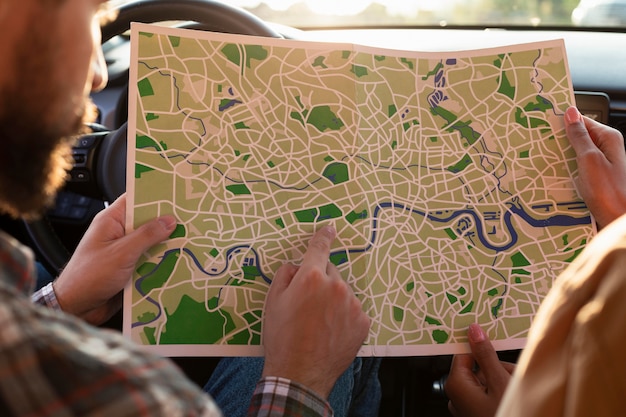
top-left (0, 1), bottom-right (372, 415)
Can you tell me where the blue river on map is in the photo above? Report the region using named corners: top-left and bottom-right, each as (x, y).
top-left (132, 198), bottom-right (590, 328)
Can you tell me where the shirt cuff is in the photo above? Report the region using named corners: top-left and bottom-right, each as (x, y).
top-left (31, 282), bottom-right (62, 310)
top-left (247, 376), bottom-right (332, 417)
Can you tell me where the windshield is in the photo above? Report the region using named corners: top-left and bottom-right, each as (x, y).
top-left (224, 0), bottom-right (626, 29)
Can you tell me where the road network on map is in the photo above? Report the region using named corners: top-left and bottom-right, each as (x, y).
top-left (125, 24), bottom-right (594, 355)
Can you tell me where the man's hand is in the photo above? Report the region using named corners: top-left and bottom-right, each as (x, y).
top-left (565, 106), bottom-right (626, 229)
top-left (261, 226), bottom-right (370, 399)
top-left (445, 324), bottom-right (515, 417)
top-left (53, 194), bottom-right (176, 325)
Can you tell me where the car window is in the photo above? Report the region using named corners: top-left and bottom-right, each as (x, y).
top-left (217, 0), bottom-right (626, 29)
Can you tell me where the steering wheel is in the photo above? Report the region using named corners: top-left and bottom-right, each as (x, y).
top-left (25, 0), bottom-right (281, 273)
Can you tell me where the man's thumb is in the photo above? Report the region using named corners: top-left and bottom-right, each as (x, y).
top-left (127, 215), bottom-right (177, 252)
top-left (468, 324), bottom-right (509, 388)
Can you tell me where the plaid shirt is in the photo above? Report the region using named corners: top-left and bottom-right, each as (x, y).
top-left (248, 378), bottom-right (332, 417)
top-left (0, 230), bottom-right (330, 416)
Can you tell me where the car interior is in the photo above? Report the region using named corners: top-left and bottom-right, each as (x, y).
top-left (2, 0), bottom-right (624, 415)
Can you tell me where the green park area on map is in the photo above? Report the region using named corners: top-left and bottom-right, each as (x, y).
top-left (124, 23), bottom-right (595, 356)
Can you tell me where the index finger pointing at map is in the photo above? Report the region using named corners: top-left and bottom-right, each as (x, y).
top-left (300, 226), bottom-right (336, 272)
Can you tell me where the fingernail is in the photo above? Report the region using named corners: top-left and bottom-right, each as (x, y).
top-left (323, 224), bottom-right (336, 238)
top-left (564, 107), bottom-right (582, 125)
top-left (468, 323), bottom-right (486, 343)
top-left (158, 215), bottom-right (177, 231)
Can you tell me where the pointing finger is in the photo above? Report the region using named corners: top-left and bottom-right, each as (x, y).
top-left (300, 225), bottom-right (336, 272)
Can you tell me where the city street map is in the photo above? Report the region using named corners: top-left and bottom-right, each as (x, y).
top-left (123, 22), bottom-right (595, 356)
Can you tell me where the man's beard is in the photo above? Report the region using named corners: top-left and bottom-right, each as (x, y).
top-left (0, 6), bottom-right (99, 220)
top-left (0, 99), bottom-right (97, 220)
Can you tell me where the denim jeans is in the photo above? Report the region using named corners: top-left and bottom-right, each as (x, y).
top-left (204, 357), bottom-right (382, 417)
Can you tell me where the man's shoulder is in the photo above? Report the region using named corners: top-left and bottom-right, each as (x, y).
top-left (0, 230), bottom-right (35, 295)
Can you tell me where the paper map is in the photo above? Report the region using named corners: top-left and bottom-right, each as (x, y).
top-left (124, 22), bottom-right (595, 356)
